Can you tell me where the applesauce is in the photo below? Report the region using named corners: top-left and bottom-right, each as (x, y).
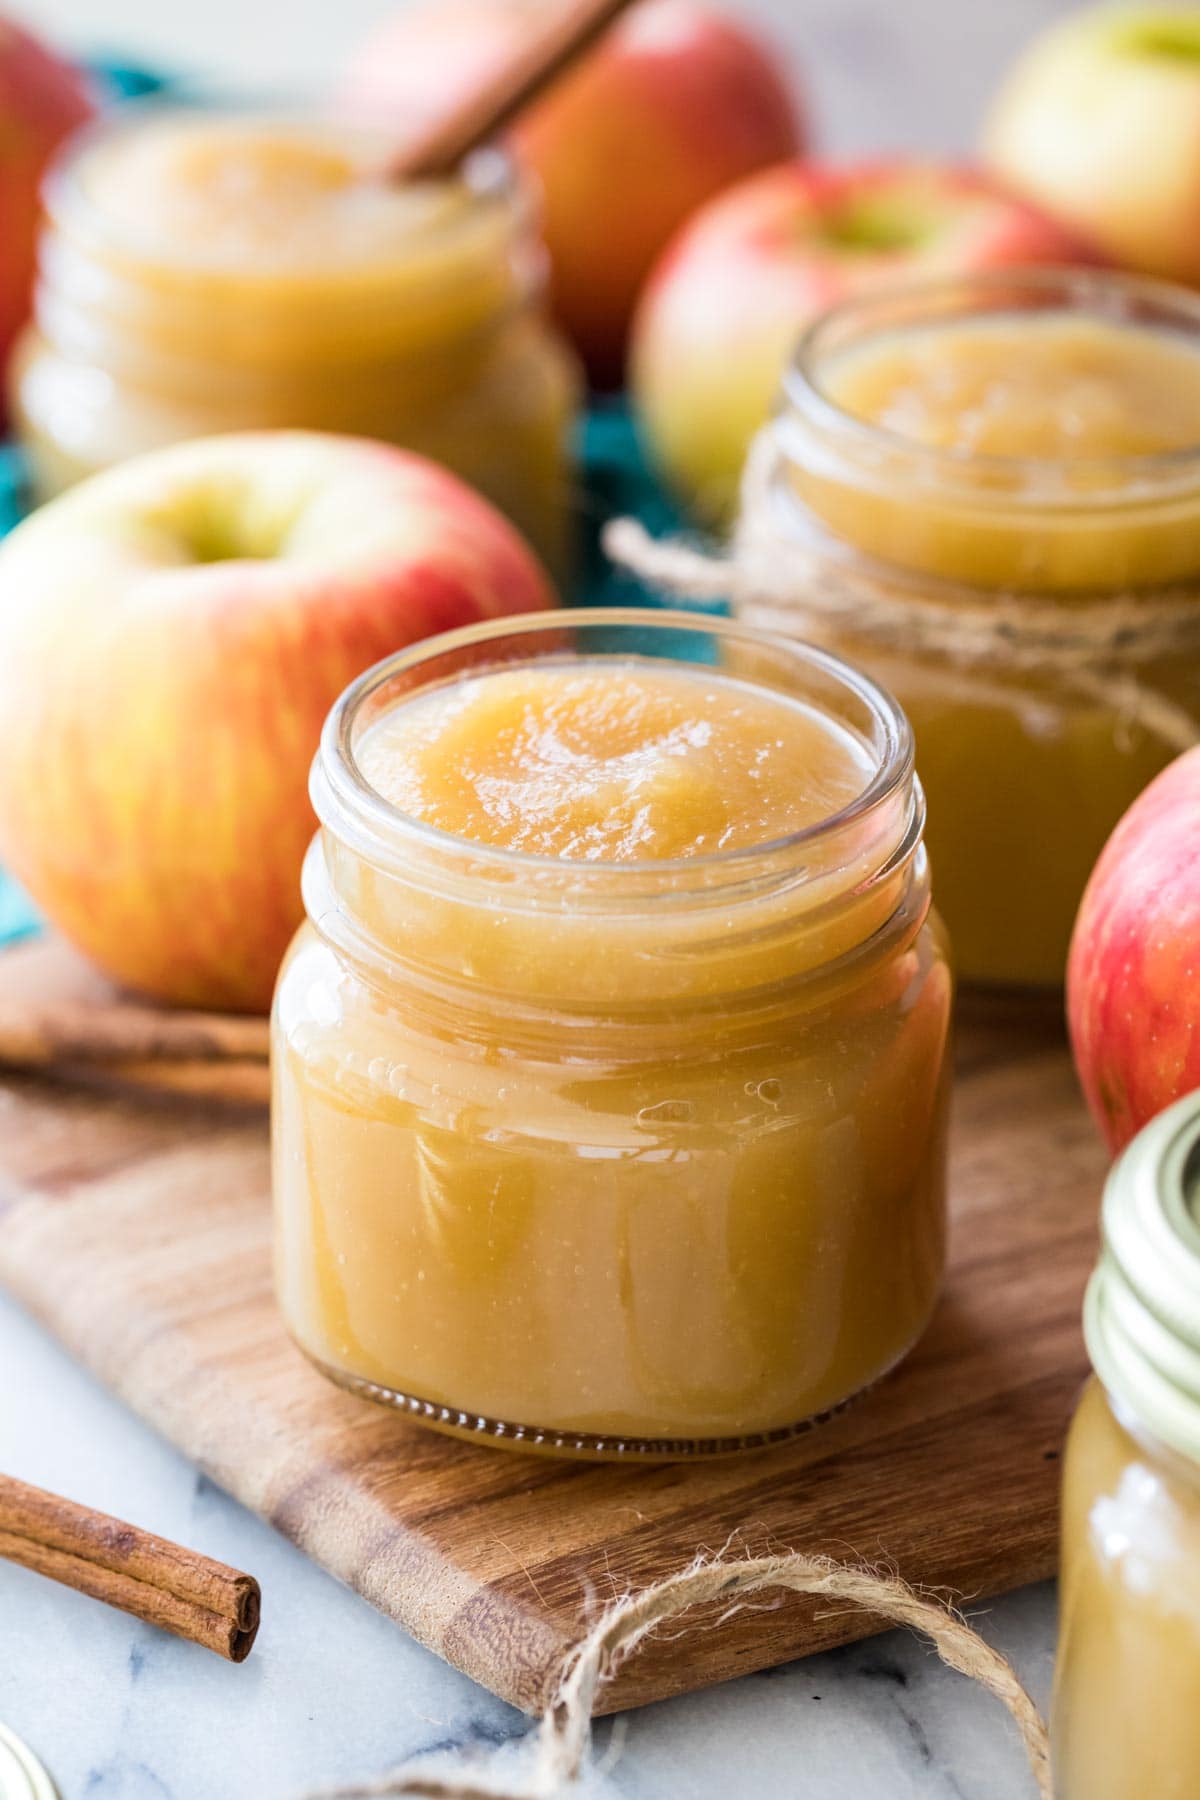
top-left (10, 107), bottom-right (580, 577)
top-left (753, 269), bottom-right (1200, 986)
top-left (1053, 1092), bottom-right (1200, 1799)
top-left (271, 610), bottom-right (952, 1457)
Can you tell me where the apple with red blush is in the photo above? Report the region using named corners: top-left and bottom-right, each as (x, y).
top-left (1068, 747), bottom-right (1200, 1154)
top-left (337, 0), bottom-right (804, 388)
top-left (630, 158), bottom-right (1104, 521)
top-left (0, 432), bottom-right (555, 1013)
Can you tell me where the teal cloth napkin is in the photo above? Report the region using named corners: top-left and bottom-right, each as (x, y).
top-left (0, 877), bottom-right (38, 946)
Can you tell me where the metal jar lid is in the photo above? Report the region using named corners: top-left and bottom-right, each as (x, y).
top-left (1086, 1088), bottom-right (1200, 1467)
top-left (0, 1725), bottom-right (57, 1800)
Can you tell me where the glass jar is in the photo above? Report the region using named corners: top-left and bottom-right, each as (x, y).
top-left (1053, 1090), bottom-right (1200, 1799)
top-left (758, 269), bottom-right (1200, 988)
top-left (9, 105), bottom-right (580, 580)
top-left (271, 609), bottom-right (953, 1459)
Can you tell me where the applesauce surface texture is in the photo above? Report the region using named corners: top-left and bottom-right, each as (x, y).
top-left (822, 313), bottom-right (1200, 461)
top-left (356, 663), bottom-right (872, 861)
top-left (79, 116), bottom-right (468, 268)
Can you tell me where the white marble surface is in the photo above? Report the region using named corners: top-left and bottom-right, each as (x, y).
top-left (0, 1289), bottom-right (1056, 1799)
top-left (2, 1), bottom-right (1070, 1794)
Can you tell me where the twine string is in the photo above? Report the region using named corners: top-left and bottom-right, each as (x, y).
top-left (313, 1552), bottom-right (1051, 1800)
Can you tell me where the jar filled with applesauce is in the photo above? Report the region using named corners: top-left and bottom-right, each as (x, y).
top-left (272, 609), bottom-right (953, 1458)
top-left (10, 105), bottom-right (580, 579)
top-left (745, 268), bottom-right (1200, 987)
top-left (1053, 1091), bottom-right (1200, 1800)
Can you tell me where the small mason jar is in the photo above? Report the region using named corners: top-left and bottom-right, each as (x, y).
top-left (10, 104), bottom-right (580, 579)
top-left (752, 268), bottom-right (1200, 988)
top-left (271, 610), bottom-right (953, 1459)
top-left (1053, 1091), bottom-right (1200, 1799)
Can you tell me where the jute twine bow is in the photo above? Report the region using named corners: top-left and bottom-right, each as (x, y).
top-left (313, 1552), bottom-right (1051, 1800)
top-left (603, 427), bottom-right (1200, 755)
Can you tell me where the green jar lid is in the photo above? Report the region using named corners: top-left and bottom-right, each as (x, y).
top-left (0, 1726), bottom-right (57, 1800)
top-left (1086, 1089), bottom-right (1200, 1467)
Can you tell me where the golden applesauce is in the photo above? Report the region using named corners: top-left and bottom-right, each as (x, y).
top-left (1053, 1093), bottom-right (1200, 1799)
top-left (759, 269), bottom-right (1200, 986)
top-left (10, 108), bottom-right (580, 577)
top-left (271, 610), bottom-right (952, 1457)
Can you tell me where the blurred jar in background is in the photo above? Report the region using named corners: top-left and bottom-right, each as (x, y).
top-left (10, 106), bottom-right (581, 580)
top-left (751, 268), bottom-right (1200, 988)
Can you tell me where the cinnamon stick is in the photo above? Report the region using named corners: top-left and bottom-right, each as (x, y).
top-left (0, 1474), bottom-right (261, 1662)
top-left (88, 1057), bottom-right (272, 1108)
top-left (0, 995), bottom-right (271, 1104)
top-left (390, 0), bottom-right (639, 179)
top-left (0, 996), bottom-right (269, 1068)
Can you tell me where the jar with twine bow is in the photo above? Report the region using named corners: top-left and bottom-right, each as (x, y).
top-left (608, 267), bottom-right (1200, 988)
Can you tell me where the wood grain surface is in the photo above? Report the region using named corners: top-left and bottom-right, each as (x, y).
top-left (0, 939), bottom-right (1103, 1716)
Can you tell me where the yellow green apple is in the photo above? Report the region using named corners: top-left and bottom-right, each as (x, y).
top-left (985, 7), bottom-right (1200, 284)
top-left (630, 159), bottom-right (1104, 521)
top-left (337, 0), bottom-right (803, 388)
top-left (0, 432), bottom-right (556, 1012)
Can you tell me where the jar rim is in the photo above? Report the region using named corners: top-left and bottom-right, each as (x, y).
top-left (1087, 1090), bottom-right (1200, 1469)
top-left (784, 264), bottom-right (1200, 499)
top-left (313, 606), bottom-right (917, 893)
top-left (41, 94), bottom-right (528, 275)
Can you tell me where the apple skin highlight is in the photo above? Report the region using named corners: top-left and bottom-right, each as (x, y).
top-left (0, 432), bottom-right (556, 1012)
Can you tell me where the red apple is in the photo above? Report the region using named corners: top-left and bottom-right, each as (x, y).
top-left (338, 0), bottom-right (803, 387)
top-left (1068, 747), bottom-right (1200, 1153)
top-left (0, 432), bottom-right (555, 1012)
top-left (984, 7), bottom-right (1200, 286)
top-left (0, 19), bottom-right (93, 395)
top-left (631, 158), bottom-right (1104, 521)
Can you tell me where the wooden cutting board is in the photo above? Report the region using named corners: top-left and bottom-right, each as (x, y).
top-left (0, 938), bottom-right (1103, 1716)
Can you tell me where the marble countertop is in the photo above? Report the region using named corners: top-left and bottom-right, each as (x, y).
top-left (1, 1291), bottom-right (1054, 1800)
